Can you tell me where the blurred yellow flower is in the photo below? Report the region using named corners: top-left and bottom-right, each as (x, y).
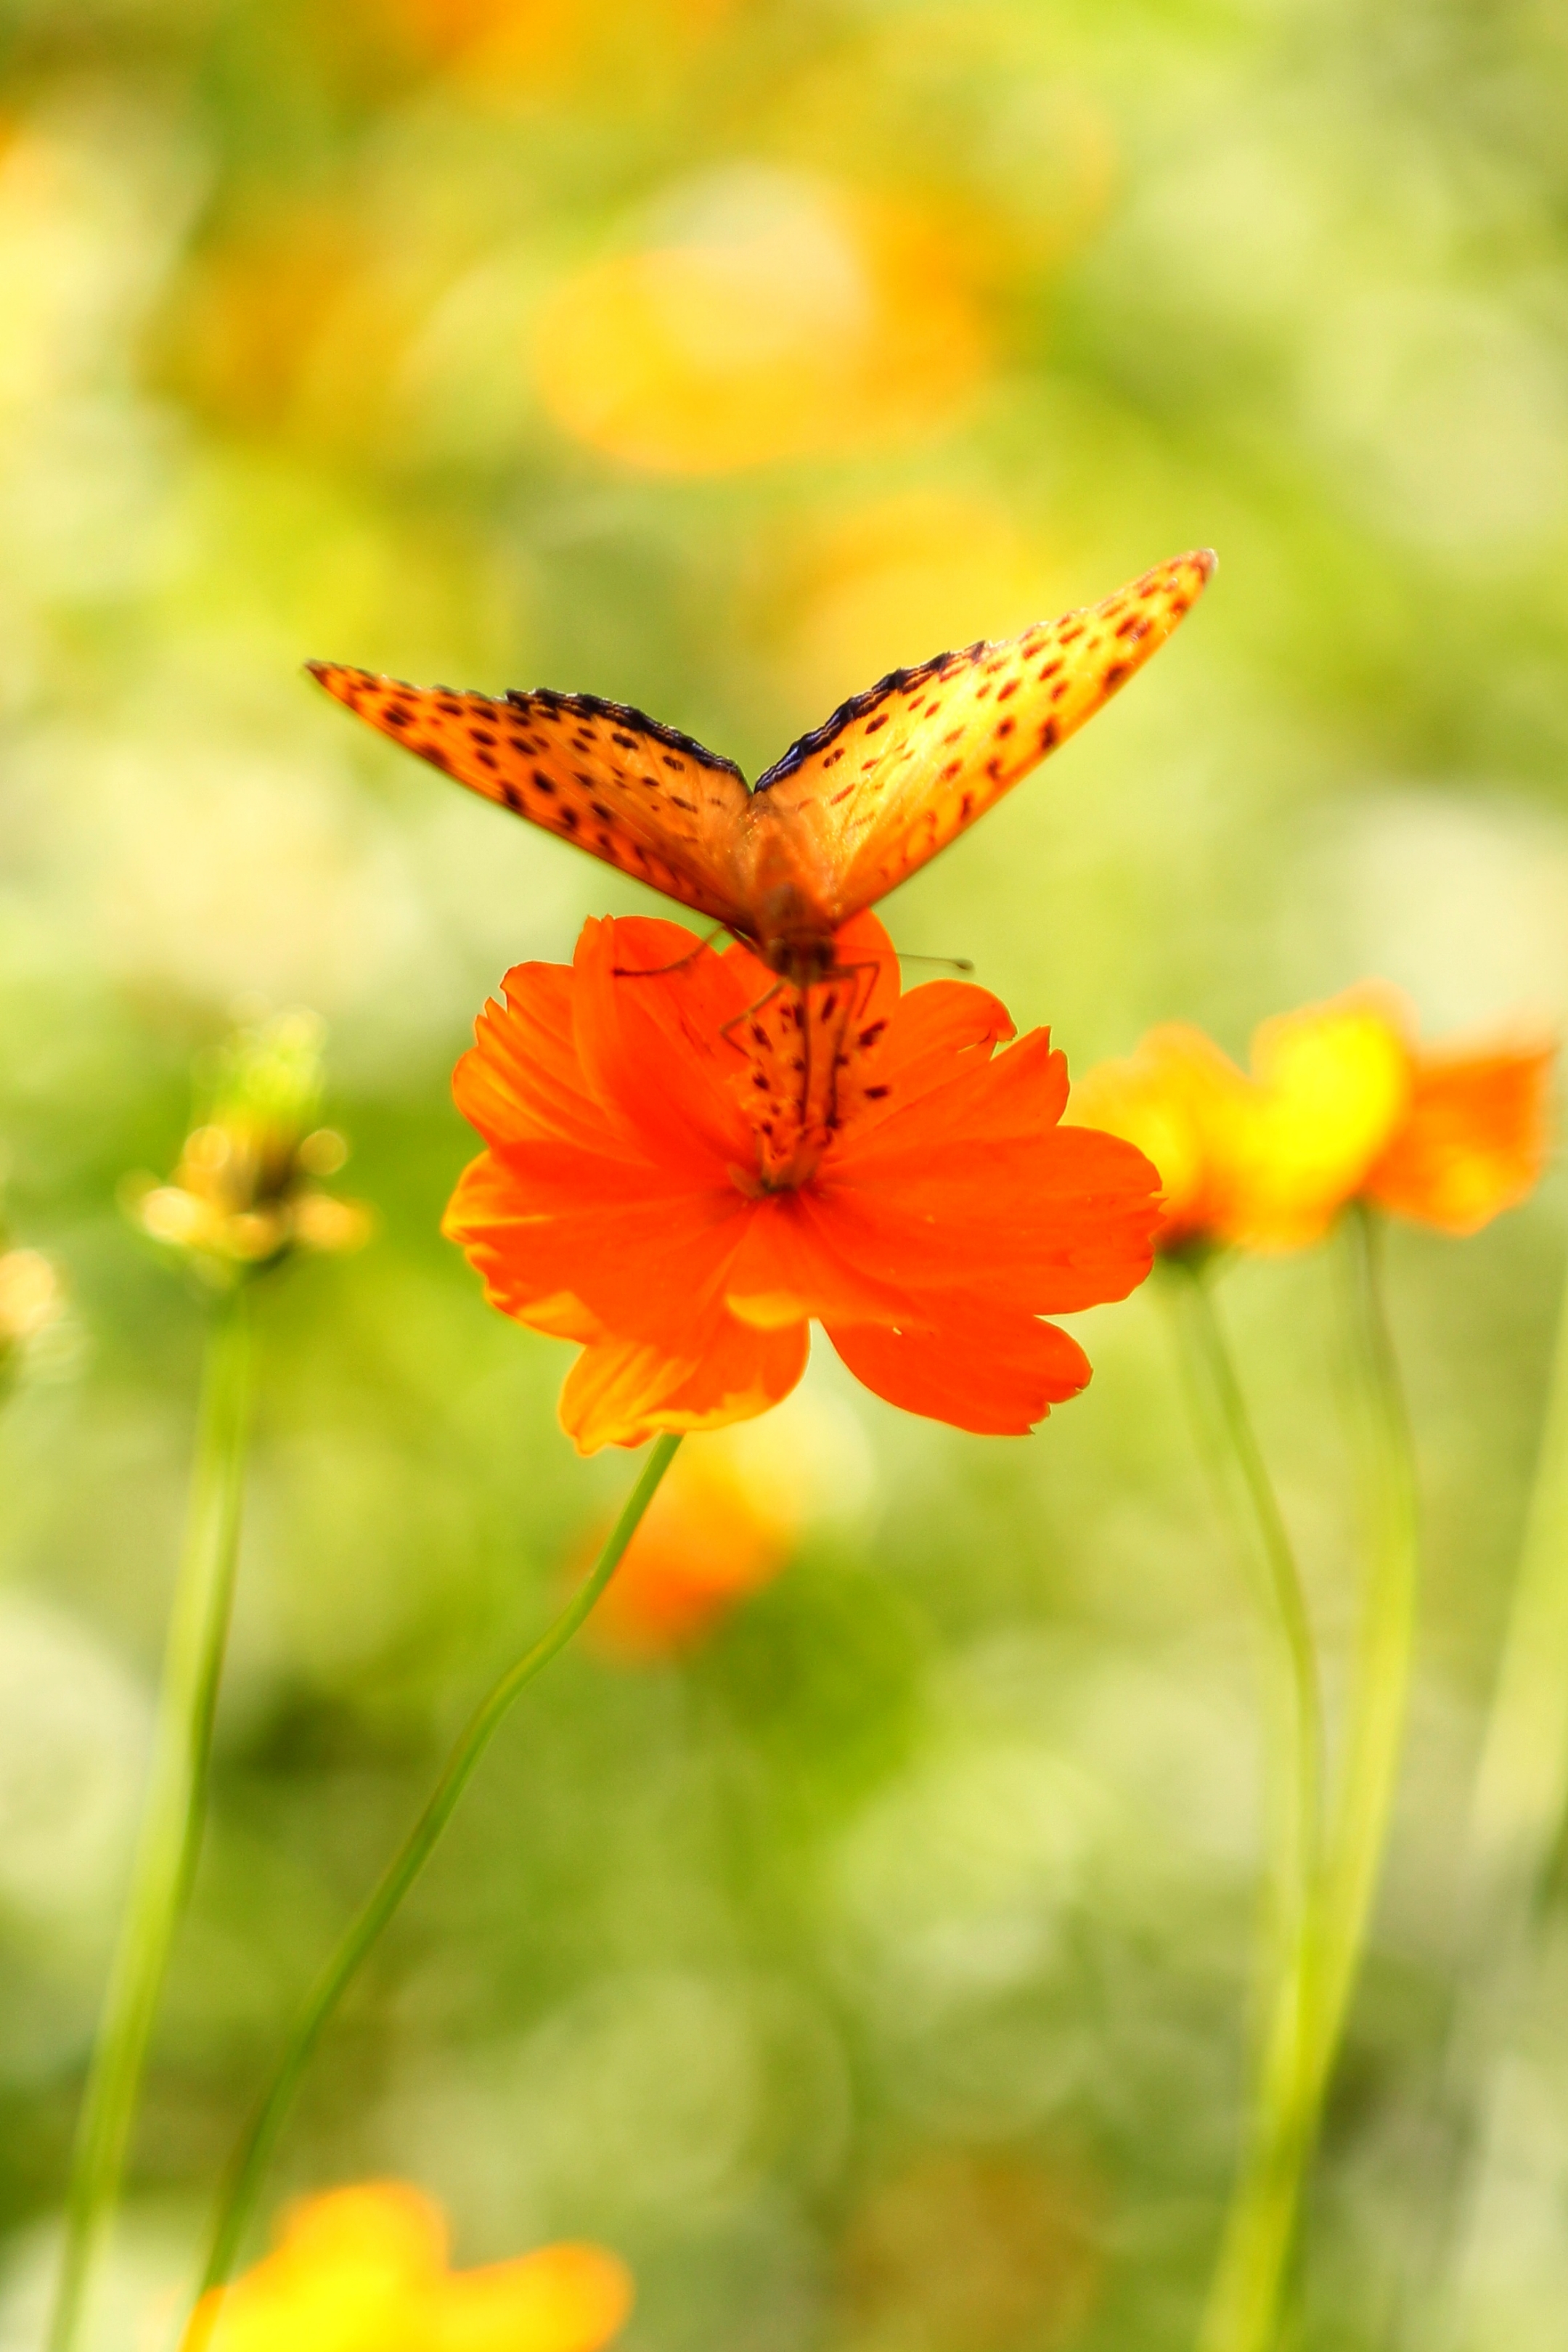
top-left (1225, 994), bottom-right (1411, 1249)
top-left (0, 1241), bottom-right (62, 1397)
top-left (1070, 989), bottom-right (1554, 1256)
top-left (0, 1246), bottom-right (61, 1348)
top-left (124, 1010), bottom-right (372, 1279)
top-left (533, 170), bottom-right (989, 473)
top-left (1067, 1024), bottom-right (1259, 1255)
top-left (184, 2181), bottom-right (632, 2352)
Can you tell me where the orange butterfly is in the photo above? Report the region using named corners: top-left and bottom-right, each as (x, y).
top-left (309, 549), bottom-right (1214, 987)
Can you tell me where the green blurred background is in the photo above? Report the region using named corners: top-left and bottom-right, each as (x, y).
top-left (0, 1), bottom-right (1565, 2346)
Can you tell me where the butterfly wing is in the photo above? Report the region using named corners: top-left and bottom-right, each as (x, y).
top-left (752, 550), bottom-right (1216, 925)
top-left (306, 664), bottom-right (758, 934)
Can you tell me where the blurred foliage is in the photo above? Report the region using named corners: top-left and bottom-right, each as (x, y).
top-left (0, 1), bottom-right (1565, 2348)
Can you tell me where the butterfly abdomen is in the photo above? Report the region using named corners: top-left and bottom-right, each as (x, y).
top-left (739, 801), bottom-right (844, 983)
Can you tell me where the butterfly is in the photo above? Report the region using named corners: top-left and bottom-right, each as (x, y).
top-left (309, 547), bottom-right (1214, 988)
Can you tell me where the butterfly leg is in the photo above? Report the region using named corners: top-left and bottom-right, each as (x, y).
top-left (717, 979), bottom-right (786, 1048)
top-left (613, 923), bottom-right (731, 979)
top-left (819, 960), bottom-right (885, 1130)
top-left (720, 981), bottom-right (822, 1135)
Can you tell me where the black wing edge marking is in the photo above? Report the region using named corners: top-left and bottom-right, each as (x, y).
top-left (306, 664), bottom-right (748, 788)
top-left (752, 642), bottom-right (987, 795)
top-left (505, 687), bottom-right (749, 785)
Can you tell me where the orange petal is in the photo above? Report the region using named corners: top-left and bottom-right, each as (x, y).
top-left (558, 1311), bottom-right (809, 1452)
top-left (723, 1189), bottom-right (938, 1328)
top-left (827, 1308), bottom-right (1091, 1434)
top-left (1365, 1041), bottom-right (1554, 1233)
top-left (571, 915), bottom-right (754, 1177)
top-left (454, 964), bottom-right (607, 1153)
top-left (841, 974), bottom-right (1016, 1144)
top-left (820, 1077), bottom-right (1160, 1313)
top-left (442, 1148), bottom-right (754, 1348)
top-left (831, 1024), bottom-right (1071, 1183)
top-left (881, 975), bottom-right (1016, 1076)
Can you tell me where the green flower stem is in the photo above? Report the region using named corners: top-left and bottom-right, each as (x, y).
top-left (1167, 1264), bottom-right (1325, 2352)
top-left (1387, 1225), bottom-right (1568, 2351)
top-left (1465, 1230), bottom-right (1568, 1912)
top-left (1311, 1206), bottom-right (1420, 2092)
top-left (192, 1429), bottom-right (683, 2312)
top-left (49, 1283), bottom-right (256, 2352)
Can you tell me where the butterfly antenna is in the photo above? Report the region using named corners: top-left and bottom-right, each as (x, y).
top-left (894, 952), bottom-right (975, 974)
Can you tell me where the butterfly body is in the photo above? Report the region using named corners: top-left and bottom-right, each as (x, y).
top-left (730, 798), bottom-right (850, 984)
top-left (308, 548), bottom-right (1215, 974)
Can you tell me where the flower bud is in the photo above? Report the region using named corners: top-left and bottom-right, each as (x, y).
top-left (124, 1007), bottom-right (372, 1281)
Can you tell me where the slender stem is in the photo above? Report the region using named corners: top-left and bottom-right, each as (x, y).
top-left (49, 1284), bottom-right (256, 2352)
top-left (1465, 1228), bottom-right (1568, 1912)
top-left (1167, 1265), bottom-right (1326, 2352)
top-left (1385, 1225), bottom-right (1568, 2352)
top-left (1311, 1207), bottom-right (1420, 2086)
top-left (191, 1430), bottom-right (682, 2314)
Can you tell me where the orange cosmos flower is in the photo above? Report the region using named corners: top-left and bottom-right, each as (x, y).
top-left (183, 2181), bottom-right (631, 2352)
top-left (1071, 988), bottom-right (1553, 1256)
top-left (443, 912), bottom-right (1160, 1452)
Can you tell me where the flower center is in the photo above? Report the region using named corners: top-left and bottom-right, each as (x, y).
top-left (725, 979), bottom-right (891, 1191)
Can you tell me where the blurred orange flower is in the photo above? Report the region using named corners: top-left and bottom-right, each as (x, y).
top-left (533, 171), bottom-right (988, 473)
top-left (584, 1432), bottom-right (798, 1655)
top-left (1070, 989), bottom-right (1553, 1256)
top-left (379, 0), bottom-right (733, 86)
top-left (1363, 1035), bottom-right (1555, 1233)
top-left (184, 2181), bottom-right (631, 2352)
top-left (444, 912), bottom-right (1159, 1451)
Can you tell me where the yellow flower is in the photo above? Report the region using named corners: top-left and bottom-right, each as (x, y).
top-left (1066, 1024), bottom-right (1255, 1254)
top-left (184, 2181), bottom-right (632, 2352)
top-left (0, 1243), bottom-right (62, 1394)
top-left (0, 1246), bottom-right (61, 1347)
top-left (1069, 987), bottom-right (1554, 1257)
top-left (124, 1010), bottom-right (371, 1280)
top-left (1222, 992), bottom-right (1411, 1250)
